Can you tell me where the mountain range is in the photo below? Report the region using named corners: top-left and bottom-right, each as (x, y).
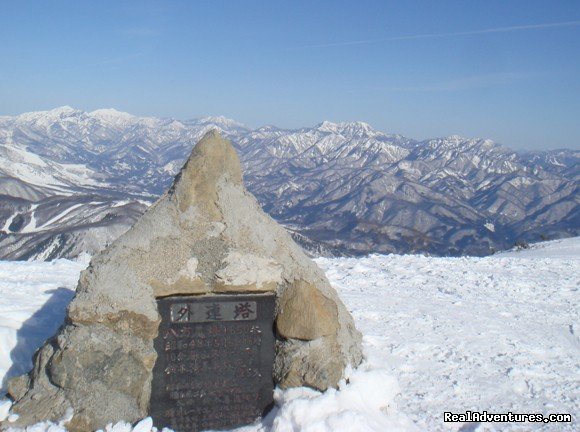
top-left (0, 106), bottom-right (577, 260)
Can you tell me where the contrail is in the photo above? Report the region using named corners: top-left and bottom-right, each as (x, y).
top-left (292, 20), bottom-right (580, 49)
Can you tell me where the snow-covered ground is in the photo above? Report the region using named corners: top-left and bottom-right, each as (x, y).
top-left (0, 238), bottom-right (578, 431)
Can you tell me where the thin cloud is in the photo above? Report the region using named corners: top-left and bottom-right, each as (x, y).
top-left (292, 20), bottom-right (580, 50)
top-left (371, 72), bottom-right (541, 93)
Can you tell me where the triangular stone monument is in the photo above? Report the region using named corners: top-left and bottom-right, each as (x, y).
top-left (2, 131), bottom-right (362, 431)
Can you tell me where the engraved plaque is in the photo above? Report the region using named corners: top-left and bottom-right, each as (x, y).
top-left (150, 294), bottom-right (276, 432)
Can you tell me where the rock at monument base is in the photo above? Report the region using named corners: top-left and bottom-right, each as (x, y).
top-left (276, 280), bottom-right (339, 341)
top-left (2, 130), bottom-right (362, 431)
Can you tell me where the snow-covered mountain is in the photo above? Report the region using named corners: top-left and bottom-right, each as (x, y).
top-left (0, 107), bottom-right (578, 259)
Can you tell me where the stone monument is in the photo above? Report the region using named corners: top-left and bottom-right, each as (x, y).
top-left (2, 130), bottom-right (362, 431)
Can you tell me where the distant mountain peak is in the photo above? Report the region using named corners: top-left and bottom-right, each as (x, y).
top-left (89, 108), bottom-right (135, 122)
top-left (198, 115), bottom-right (246, 129)
top-left (52, 105), bottom-right (76, 113)
top-left (340, 120), bottom-right (373, 129)
top-left (425, 135), bottom-right (491, 148)
top-left (23, 105), bottom-right (78, 117)
top-left (317, 120), bottom-right (338, 131)
top-left (447, 134), bottom-right (466, 141)
top-left (337, 121), bottom-right (376, 135)
top-left (14, 106), bottom-right (84, 125)
top-left (316, 120), bottom-right (380, 137)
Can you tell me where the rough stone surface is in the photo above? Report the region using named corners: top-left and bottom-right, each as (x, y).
top-left (2, 130), bottom-right (362, 431)
top-left (276, 280), bottom-right (339, 340)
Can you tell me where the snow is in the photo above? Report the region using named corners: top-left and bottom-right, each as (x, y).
top-left (130, 417), bottom-right (154, 432)
top-left (498, 237), bottom-right (580, 259)
top-left (0, 400), bottom-right (10, 422)
top-left (19, 204), bottom-right (38, 233)
top-left (316, 241), bottom-right (579, 431)
top-left (0, 259), bottom-right (87, 387)
top-left (38, 203), bottom-right (84, 230)
top-left (266, 367), bottom-right (415, 432)
top-left (16, 107), bottom-right (78, 124)
top-left (89, 109), bottom-right (136, 125)
top-left (0, 145), bottom-right (103, 191)
top-left (1, 214), bottom-right (16, 233)
top-left (199, 116), bottom-right (246, 129)
top-left (0, 238), bottom-right (578, 431)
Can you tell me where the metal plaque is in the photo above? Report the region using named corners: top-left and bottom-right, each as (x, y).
top-left (150, 294), bottom-right (276, 432)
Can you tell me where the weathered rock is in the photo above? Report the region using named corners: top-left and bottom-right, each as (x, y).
top-left (273, 337), bottom-right (346, 390)
top-left (277, 280), bottom-right (339, 340)
top-left (2, 130), bottom-right (362, 431)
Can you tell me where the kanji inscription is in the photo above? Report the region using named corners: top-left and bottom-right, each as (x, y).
top-left (150, 294), bottom-right (276, 432)
top-left (169, 300), bottom-right (257, 323)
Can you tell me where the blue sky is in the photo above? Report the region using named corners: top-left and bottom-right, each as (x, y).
top-left (1, 0), bottom-right (579, 149)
